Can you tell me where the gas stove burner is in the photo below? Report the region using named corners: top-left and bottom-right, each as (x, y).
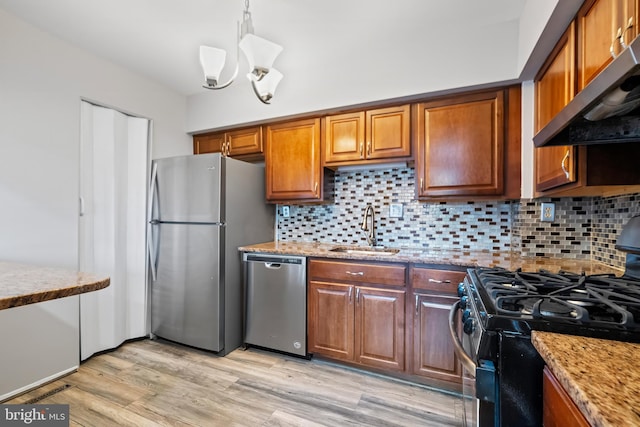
top-left (470, 266), bottom-right (640, 332)
top-left (497, 296), bottom-right (581, 319)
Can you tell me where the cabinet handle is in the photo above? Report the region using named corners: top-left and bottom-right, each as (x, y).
top-left (314, 182), bottom-right (318, 195)
top-left (621, 17), bottom-right (634, 50)
top-left (345, 271), bottom-right (364, 276)
top-left (359, 142), bottom-right (364, 158)
top-left (348, 287), bottom-right (353, 303)
top-left (356, 287), bottom-right (361, 303)
top-left (561, 150), bottom-right (570, 180)
top-left (428, 278), bottom-right (452, 284)
top-left (226, 139), bottom-right (231, 156)
top-left (415, 295), bottom-right (419, 316)
top-left (611, 27), bottom-right (623, 59)
top-left (420, 178), bottom-right (424, 192)
top-left (366, 141), bottom-right (371, 156)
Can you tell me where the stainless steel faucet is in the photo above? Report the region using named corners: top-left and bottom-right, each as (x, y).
top-left (360, 204), bottom-right (376, 247)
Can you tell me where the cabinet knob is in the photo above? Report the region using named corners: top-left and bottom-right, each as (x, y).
top-left (561, 150), bottom-right (570, 180)
top-left (611, 27), bottom-right (623, 59)
top-left (428, 278), bottom-right (451, 284)
top-left (345, 271), bottom-right (364, 276)
top-left (621, 17), bottom-right (634, 50)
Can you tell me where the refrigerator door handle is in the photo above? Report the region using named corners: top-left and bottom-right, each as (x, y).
top-left (148, 162), bottom-right (158, 281)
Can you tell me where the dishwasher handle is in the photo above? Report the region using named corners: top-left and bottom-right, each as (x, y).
top-left (265, 262), bottom-right (281, 269)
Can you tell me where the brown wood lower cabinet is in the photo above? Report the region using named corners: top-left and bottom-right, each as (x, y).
top-left (307, 282), bottom-right (354, 361)
top-left (411, 293), bottom-right (461, 383)
top-left (543, 366), bottom-right (590, 427)
top-left (409, 267), bottom-right (465, 388)
top-left (307, 258), bottom-right (464, 389)
top-left (308, 281), bottom-right (405, 371)
top-left (356, 287), bottom-right (405, 371)
top-left (307, 259), bottom-right (407, 372)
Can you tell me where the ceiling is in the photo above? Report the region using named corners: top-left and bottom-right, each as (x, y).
top-left (0, 0), bottom-right (529, 97)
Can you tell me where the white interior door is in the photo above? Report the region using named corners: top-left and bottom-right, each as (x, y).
top-left (79, 101), bottom-right (149, 360)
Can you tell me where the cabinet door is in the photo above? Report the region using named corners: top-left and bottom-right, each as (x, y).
top-left (543, 366), bottom-right (590, 427)
top-left (324, 112), bottom-right (365, 164)
top-left (308, 281), bottom-right (355, 361)
top-left (536, 146), bottom-right (577, 192)
top-left (355, 287), bottom-right (405, 371)
top-left (265, 118), bottom-right (322, 202)
top-left (535, 23), bottom-right (577, 192)
top-left (411, 293), bottom-right (461, 384)
top-left (366, 105), bottom-right (411, 160)
top-left (227, 126), bottom-right (263, 159)
top-left (193, 133), bottom-right (225, 155)
top-left (577, 0), bottom-right (635, 90)
top-left (415, 91), bottom-right (504, 198)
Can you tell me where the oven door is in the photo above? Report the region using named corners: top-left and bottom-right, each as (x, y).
top-left (449, 301), bottom-right (477, 427)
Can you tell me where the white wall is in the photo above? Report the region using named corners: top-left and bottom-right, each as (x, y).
top-left (0, 9), bottom-right (190, 268)
top-left (187, 18), bottom-right (522, 133)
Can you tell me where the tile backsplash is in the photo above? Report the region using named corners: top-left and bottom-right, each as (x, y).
top-left (276, 165), bottom-right (640, 269)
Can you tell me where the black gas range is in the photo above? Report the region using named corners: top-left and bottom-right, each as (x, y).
top-left (451, 216), bottom-right (640, 427)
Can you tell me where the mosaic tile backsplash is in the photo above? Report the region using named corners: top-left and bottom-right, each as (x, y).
top-left (276, 166), bottom-right (640, 269)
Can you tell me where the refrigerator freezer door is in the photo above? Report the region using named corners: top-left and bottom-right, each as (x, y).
top-left (153, 154), bottom-right (222, 223)
top-left (151, 222), bottom-right (223, 351)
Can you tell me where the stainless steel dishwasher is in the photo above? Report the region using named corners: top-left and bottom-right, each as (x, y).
top-left (243, 253), bottom-right (307, 357)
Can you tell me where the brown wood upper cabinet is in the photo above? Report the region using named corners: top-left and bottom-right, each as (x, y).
top-left (323, 105), bottom-right (411, 167)
top-left (265, 118), bottom-right (331, 203)
top-left (307, 259), bottom-right (406, 372)
top-left (535, 15), bottom-right (640, 197)
top-left (577, 0), bottom-right (638, 90)
top-left (414, 87), bottom-right (520, 199)
top-left (193, 126), bottom-right (264, 161)
top-left (535, 23), bottom-right (578, 192)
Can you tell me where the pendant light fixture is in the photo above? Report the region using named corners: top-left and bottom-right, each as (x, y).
top-left (199, 0), bottom-right (284, 104)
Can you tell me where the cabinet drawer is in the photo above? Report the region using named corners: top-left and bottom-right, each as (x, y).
top-left (309, 259), bottom-right (406, 286)
top-left (412, 268), bottom-right (466, 294)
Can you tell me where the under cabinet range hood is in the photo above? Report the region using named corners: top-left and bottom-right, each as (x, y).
top-left (534, 36), bottom-right (640, 147)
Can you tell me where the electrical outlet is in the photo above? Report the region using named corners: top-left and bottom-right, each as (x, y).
top-left (281, 205), bottom-right (290, 218)
top-left (540, 202), bottom-right (555, 222)
top-left (389, 203), bottom-right (403, 218)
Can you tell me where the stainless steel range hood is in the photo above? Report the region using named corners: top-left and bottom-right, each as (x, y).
top-left (534, 36), bottom-right (640, 147)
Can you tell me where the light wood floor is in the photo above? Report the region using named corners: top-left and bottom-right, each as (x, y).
top-left (8, 339), bottom-right (464, 426)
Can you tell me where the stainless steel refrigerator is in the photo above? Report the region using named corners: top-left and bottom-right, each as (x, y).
top-left (148, 153), bottom-right (274, 355)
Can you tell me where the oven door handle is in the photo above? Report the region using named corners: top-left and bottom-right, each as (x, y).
top-left (449, 301), bottom-right (477, 377)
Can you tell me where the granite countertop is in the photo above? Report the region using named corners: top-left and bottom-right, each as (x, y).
top-left (532, 331), bottom-right (640, 427)
top-left (0, 261), bottom-right (110, 310)
top-left (240, 241), bottom-right (624, 275)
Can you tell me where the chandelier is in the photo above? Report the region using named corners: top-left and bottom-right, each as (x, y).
top-left (199, 0), bottom-right (284, 104)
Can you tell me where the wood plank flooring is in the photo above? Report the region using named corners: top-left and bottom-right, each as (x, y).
top-left (7, 339), bottom-right (464, 426)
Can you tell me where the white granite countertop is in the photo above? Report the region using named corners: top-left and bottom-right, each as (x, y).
top-left (0, 261), bottom-right (110, 310)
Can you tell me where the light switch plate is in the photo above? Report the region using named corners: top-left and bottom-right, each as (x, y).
top-left (540, 202), bottom-right (555, 222)
top-left (389, 203), bottom-right (403, 218)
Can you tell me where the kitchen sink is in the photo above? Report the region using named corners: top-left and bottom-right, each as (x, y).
top-left (329, 246), bottom-right (400, 256)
